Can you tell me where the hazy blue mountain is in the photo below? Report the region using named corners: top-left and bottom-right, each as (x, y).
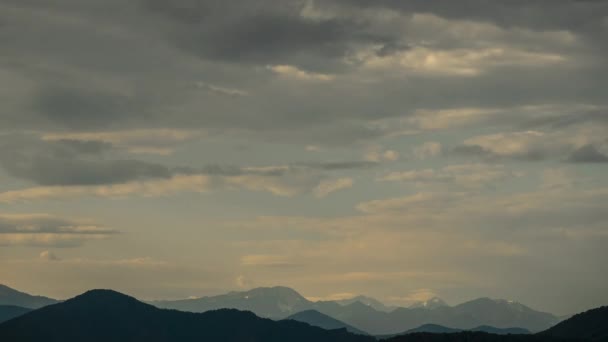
top-left (337, 296), bottom-right (395, 312)
top-left (0, 306), bottom-right (31, 324)
top-left (152, 286), bottom-right (311, 319)
top-left (287, 309), bottom-right (369, 335)
top-left (361, 306), bottom-right (475, 335)
top-left (0, 285), bottom-right (58, 309)
top-left (314, 300), bottom-right (388, 328)
top-left (406, 324), bottom-right (461, 334)
top-left (453, 298), bottom-right (558, 333)
top-left (541, 305), bottom-right (608, 341)
top-left (315, 298), bottom-right (556, 335)
top-left (152, 287), bottom-right (559, 335)
top-left (0, 289), bottom-right (374, 342)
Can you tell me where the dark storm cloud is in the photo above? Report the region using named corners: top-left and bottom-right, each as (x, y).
top-left (143, 0), bottom-right (389, 72)
top-left (567, 145), bottom-right (608, 163)
top-left (0, 0), bottom-right (606, 145)
top-left (336, 0), bottom-right (608, 32)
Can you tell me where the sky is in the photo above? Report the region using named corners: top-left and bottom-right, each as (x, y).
top-left (0, 0), bottom-right (607, 316)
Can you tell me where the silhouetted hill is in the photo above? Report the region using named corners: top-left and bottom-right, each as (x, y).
top-left (541, 306), bottom-right (608, 341)
top-left (0, 285), bottom-right (58, 309)
top-left (0, 289), bottom-right (375, 342)
top-left (472, 326), bottom-right (530, 335)
top-left (0, 306), bottom-right (31, 324)
top-left (380, 324), bottom-right (530, 338)
top-left (287, 309), bottom-right (369, 335)
top-left (384, 331), bottom-right (580, 342)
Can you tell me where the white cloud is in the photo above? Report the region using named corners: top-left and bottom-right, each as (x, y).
top-left (408, 108), bottom-right (501, 131)
top-left (194, 82), bottom-right (249, 97)
top-left (305, 145), bottom-right (322, 152)
top-left (268, 65), bottom-right (335, 81)
top-left (40, 250), bottom-right (60, 261)
top-left (457, 120), bottom-right (608, 161)
top-left (235, 275), bottom-right (255, 289)
top-left (362, 46), bottom-right (566, 76)
top-left (364, 145), bottom-right (400, 162)
top-left (305, 292), bottom-right (358, 302)
top-left (388, 288), bottom-right (441, 306)
top-left (358, 13), bottom-right (573, 77)
top-left (380, 164), bottom-right (519, 188)
top-left (0, 170), bottom-right (326, 202)
top-left (412, 142), bottom-right (442, 159)
top-left (240, 254), bottom-right (298, 267)
top-left (313, 177), bottom-right (354, 198)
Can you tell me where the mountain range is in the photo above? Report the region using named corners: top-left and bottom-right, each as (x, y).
top-left (0, 288), bottom-right (606, 342)
top-left (0, 289), bottom-right (374, 342)
top-left (152, 286), bottom-right (559, 334)
top-left (0, 284), bottom-right (568, 335)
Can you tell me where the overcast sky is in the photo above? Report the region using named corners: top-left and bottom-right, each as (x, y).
top-left (1, 0), bottom-right (607, 315)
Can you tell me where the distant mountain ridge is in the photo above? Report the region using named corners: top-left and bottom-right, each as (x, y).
top-left (0, 285), bottom-right (58, 309)
top-left (152, 286), bottom-right (311, 319)
top-left (337, 296), bottom-right (396, 312)
top-left (0, 289), bottom-right (374, 342)
top-left (152, 286), bottom-right (560, 334)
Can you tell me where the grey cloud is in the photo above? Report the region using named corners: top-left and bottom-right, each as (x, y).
top-left (0, 215), bottom-right (112, 235)
top-left (0, 214), bottom-right (118, 248)
top-left (567, 144), bottom-right (608, 163)
top-left (336, 0), bottom-right (608, 32)
top-left (519, 109), bottom-right (608, 130)
top-left (298, 161), bottom-right (377, 170)
top-left (52, 139), bottom-right (113, 155)
top-left (450, 145), bottom-right (547, 162)
top-left (0, 137), bottom-right (172, 186)
top-left (0, 134), bottom-right (376, 186)
top-left (32, 86), bottom-right (134, 130)
top-left (4, 158), bottom-right (173, 186)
